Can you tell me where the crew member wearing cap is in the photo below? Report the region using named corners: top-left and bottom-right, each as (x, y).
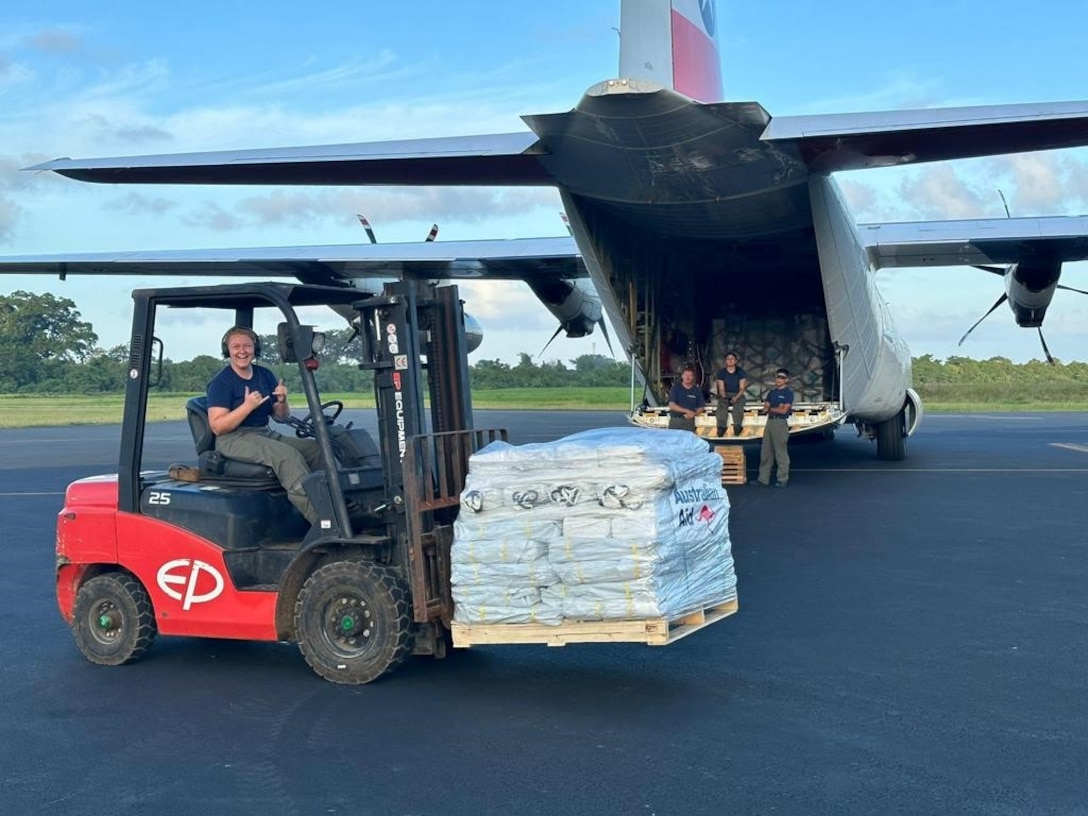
top-left (757, 367), bottom-right (794, 487)
top-left (666, 365), bottom-right (706, 433)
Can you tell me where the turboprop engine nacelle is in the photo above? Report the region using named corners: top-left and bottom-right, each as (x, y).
top-left (525, 278), bottom-right (603, 338)
top-left (1005, 260), bottom-right (1061, 328)
top-left (463, 312), bottom-right (483, 353)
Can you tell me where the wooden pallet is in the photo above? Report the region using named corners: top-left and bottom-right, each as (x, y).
top-left (716, 446), bottom-right (747, 485)
top-left (450, 596), bottom-right (738, 648)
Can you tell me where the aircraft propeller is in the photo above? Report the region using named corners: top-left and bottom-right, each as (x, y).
top-left (357, 214), bottom-right (438, 244)
top-left (538, 325), bottom-right (565, 358)
top-left (597, 315), bottom-right (615, 356)
top-left (956, 191), bottom-right (1088, 365)
top-left (538, 315), bottom-right (615, 359)
top-left (956, 276), bottom-right (1072, 365)
top-left (356, 214), bottom-right (377, 244)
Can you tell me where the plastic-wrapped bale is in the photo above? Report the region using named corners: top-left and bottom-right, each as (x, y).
top-left (451, 427), bottom-right (737, 626)
top-left (451, 517), bottom-right (564, 625)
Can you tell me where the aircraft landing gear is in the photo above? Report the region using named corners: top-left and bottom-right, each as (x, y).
top-left (875, 410), bottom-right (906, 461)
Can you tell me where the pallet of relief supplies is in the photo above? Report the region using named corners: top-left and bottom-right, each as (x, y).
top-left (449, 427), bottom-right (739, 647)
top-left (450, 597), bottom-right (738, 648)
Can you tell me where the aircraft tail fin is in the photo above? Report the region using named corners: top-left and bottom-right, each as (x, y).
top-left (618, 0), bottom-right (722, 102)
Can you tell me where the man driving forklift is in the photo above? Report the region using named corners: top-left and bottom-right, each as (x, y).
top-left (207, 326), bottom-right (321, 525)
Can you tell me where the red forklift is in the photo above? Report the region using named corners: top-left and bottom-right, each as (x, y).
top-left (57, 280), bottom-right (503, 684)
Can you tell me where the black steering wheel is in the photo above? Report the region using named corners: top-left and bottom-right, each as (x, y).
top-left (290, 400), bottom-right (345, 438)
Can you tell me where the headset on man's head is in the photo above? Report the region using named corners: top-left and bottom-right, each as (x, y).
top-left (221, 326), bottom-right (261, 359)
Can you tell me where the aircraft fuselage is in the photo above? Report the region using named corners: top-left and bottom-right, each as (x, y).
top-left (526, 82), bottom-right (913, 428)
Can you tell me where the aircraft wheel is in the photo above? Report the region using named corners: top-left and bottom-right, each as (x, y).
top-left (71, 573), bottom-right (158, 666)
top-left (294, 560), bottom-right (413, 684)
top-left (875, 412), bottom-right (906, 461)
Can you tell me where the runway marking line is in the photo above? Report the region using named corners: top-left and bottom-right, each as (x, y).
top-left (934, 414), bottom-right (1044, 420)
top-left (791, 467), bottom-right (1088, 473)
top-left (1051, 443), bottom-right (1088, 455)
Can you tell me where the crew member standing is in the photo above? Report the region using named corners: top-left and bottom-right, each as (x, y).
top-left (757, 368), bottom-right (794, 487)
top-left (667, 365), bottom-right (706, 433)
top-left (714, 351), bottom-right (749, 437)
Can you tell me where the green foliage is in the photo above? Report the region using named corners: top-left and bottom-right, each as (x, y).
top-left (467, 355), bottom-right (628, 390)
top-left (0, 291), bottom-right (99, 392)
top-left (4, 299), bottom-right (1088, 409)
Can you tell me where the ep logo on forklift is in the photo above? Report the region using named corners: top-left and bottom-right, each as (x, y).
top-left (156, 559), bottom-right (225, 610)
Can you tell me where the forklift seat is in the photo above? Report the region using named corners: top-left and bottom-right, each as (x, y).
top-left (185, 396), bottom-right (278, 482)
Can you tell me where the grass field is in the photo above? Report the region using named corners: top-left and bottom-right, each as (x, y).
top-left (1, 387), bottom-right (1085, 429)
top-left (0, 389), bottom-right (635, 429)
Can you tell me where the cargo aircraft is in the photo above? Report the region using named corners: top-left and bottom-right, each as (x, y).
top-left (4, 0), bottom-right (1088, 459)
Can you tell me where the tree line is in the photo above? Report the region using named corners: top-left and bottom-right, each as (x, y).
top-left (3, 289), bottom-right (1088, 397)
top-left (0, 290), bottom-right (629, 394)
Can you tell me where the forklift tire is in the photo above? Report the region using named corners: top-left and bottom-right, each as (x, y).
top-left (294, 560), bottom-right (413, 684)
top-left (71, 573), bottom-right (158, 666)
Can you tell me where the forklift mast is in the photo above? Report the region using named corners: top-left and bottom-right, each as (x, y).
top-left (355, 281), bottom-right (474, 501)
top-left (356, 281), bottom-right (505, 628)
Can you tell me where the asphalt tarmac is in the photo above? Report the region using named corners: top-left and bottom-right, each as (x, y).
top-left (2, 411), bottom-right (1087, 815)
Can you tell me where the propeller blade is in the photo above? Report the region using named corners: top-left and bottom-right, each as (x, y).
top-left (973, 265), bottom-right (1006, 276)
top-left (998, 189), bottom-right (1011, 219)
top-left (425, 224), bottom-right (439, 242)
top-left (538, 324), bottom-right (564, 358)
top-left (1038, 328), bottom-right (1056, 365)
top-left (957, 293), bottom-right (1008, 347)
top-left (597, 316), bottom-right (615, 356)
top-left (356, 214), bottom-right (377, 244)
top-left (1058, 282), bottom-right (1088, 296)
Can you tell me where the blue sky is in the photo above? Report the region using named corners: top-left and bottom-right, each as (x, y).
top-left (1, 0), bottom-right (1086, 365)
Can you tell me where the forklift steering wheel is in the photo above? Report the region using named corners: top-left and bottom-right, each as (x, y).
top-left (295, 400), bottom-right (344, 438)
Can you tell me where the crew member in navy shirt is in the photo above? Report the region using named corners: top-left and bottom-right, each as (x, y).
top-left (757, 367), bottom-right (794, 487)
top-left (667, 365), bottom-right (706, 433)
top-left (713, 351), bottom-right (749, 438)
top-left (207, 326), bottom-right (322, 524)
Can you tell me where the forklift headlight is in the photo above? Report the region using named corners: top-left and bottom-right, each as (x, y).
top-left (310, 332), bottom-right (326, 355)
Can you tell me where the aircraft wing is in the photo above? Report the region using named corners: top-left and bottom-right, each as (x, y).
top-left (28, 100), bottom-right (1088, 191)
top-left (860, 215), bottom-right (1088, 269)
top-left (762, 101), bottom-right (1088, 172)
top-left (0, 236), bottom-right (583, 282)
top-left (26, 132), bottom-right (551, 186)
